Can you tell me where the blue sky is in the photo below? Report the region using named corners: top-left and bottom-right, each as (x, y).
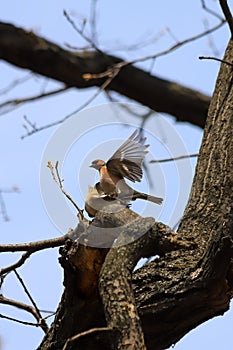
top-left (0, 1), bottom-right (232, 349)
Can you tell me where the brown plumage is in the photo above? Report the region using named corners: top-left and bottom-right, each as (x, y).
top-left (89, 130), bottom-right (163, 206)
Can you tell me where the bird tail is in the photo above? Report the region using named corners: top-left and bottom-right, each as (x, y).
top-left (132, 190), bottom-right (163, 205)
top-left (119, 190), bottom-right (163, 205)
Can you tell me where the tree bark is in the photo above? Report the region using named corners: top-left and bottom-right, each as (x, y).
top-left (37, 38), bottom-right (233, 350)
top-left (0, 22), bottom-right (209, 128)
top-left (133, 38), bottom-right (233, 348)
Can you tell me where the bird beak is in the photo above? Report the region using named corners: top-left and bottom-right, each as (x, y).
top-left (89, 164), bottom-right (94, 168)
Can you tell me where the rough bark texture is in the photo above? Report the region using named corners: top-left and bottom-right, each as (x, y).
top-left (0, 22), bottom-right (210, 128)
top-left (37, 39), bottom-right (233, 350)
top-left (133, 38), bottom-right (233, 349)
top-left (38, 212), bottom-right (194, 350)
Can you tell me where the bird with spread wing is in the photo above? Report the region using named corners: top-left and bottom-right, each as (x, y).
top-left (85, 130), bottom-right (163, 217)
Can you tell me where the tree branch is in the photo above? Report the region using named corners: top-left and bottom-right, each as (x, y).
top-left (13, 270), bottom-right (48, 333)
top-left (0, 296), bottom-right (48, 333)
top-left (0, 21), bottom-right (210, 128)
top-left (150, 153), bottom-right (199, 163)
top-left (0, 234), bottom-right (69, 253)
top-left (0, 86), bottom-right (69, 116)
top-left (219, 0), bottom-right (233, 37)
top-left (99, 217), bottom-right (190, 350)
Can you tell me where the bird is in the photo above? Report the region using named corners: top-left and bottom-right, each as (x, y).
top-left (89, 129), bottom-right (163, 207)
top-left (85, 183), bottom-right (130, 217)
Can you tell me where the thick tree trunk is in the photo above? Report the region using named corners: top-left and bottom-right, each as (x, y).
top-left (38, 39), bottom-right (233, 350)
top-left (133, 38), bottom-right (233, 348)
top-left (0, 22), bottom-right (209, 128)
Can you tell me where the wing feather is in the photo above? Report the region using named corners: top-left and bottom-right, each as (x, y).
top-left (106, 130), bottom-right (149, 182)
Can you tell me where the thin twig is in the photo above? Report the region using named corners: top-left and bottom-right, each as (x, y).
top-left (64, 10), bottom-right (103, 54)
top-left (42, 311), bottom-right (56, 320)
top-left (84, 19), bottom-right (226, 81)
top-left (0, 296), bottom-right (47, 333)
top-left (201, 0), bottom-right (224, 20)
top-left (219, 0), bottom-right (233, 37)
top-left (199, 55), bottom-right (233, 66)
top-left (90, 0), bottom-right (99, 46)
top-left (0, 232), bottom-right (69, 276)
top-left (0, 186), bottom-right (18, 221)
top-left (0, 86), bottom-right (68, 117)
top-left (0, 190), bottom-right (10, 221)
top-left (0, 251), bottom-right (32, 275)
top-left (21, 68), bottom-right (119, 138)
top-left (150, 153), bottom-right (199, 164)
top-left (62, 327), bottom-right (112, 350)
top-left (14, 270), bottom-right (48, 332)
top-left (55, 160), bottom-right (63, 187)
top-left (47, 160), bottom-right (84, 220)
top-left (0, 73), bottom-right (32, 95)
top-left (0, 313), bottom-right (40, 327)
top-left (18, 15), bottom-right (225, 138)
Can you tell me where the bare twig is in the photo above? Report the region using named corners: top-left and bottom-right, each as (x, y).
top-left (63, 10), bottom-right (102, 54)
top-left (41, 311), bottom-right (56, 319)
top-left (109, 28), bottom-right (167, 53)
top-left (0, 186), bottom-right (19, 221)
top-left (8, 12), bottom-right (223, 139)
top-left (0, 234), bottom-right (69, 252)
top-left (199, 55), bottom-right (233, 66)
top-left (13, 270), bottom-right (48, 332)
top-left (0, 73), bottom-right (32, 95)
top-left (0, 313), bottom-right (41, 327)
top-left (47, 160), bottom-right (84, 220)
top-left (82, 19), bottom-right (226, 81)
top-left (55, 161), bottom-right (63, 187)
top-left (150, 153), bottom-right (199, 164)
top-left (0, 296), bottom-right (48, 332)
top-left (90, 0), bottom-right (99, 46)
top-left (201, 0), bottom-right (224, 20)
top-left (0, 190), bottom-right (10, 221)
top-left (1, 251), bottom-right (32, 275)
top-left (0, 86), bottom-right (68, 117)
top-left (203, 18), bottom-right (221, 56)
top-left (21, 69), bottom-right (119, 138)
top-left (219, 0), bottom-right (233, 36)
top-left (0, 232), bottom-right (70, 275)
top-left (62, 327), bottom-right (112, 350)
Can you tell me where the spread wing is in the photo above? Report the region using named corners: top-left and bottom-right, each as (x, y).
top-left (106, 130), bottom-right (149, 182)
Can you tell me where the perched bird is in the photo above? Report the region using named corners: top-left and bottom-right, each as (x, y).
top-left (85, 183), bottom-right (129, 217)
top-left (89, 130), bottom-right (163, 206)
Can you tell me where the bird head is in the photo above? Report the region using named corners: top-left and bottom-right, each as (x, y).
top-left (89, 159), bottom-right (105, 170)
